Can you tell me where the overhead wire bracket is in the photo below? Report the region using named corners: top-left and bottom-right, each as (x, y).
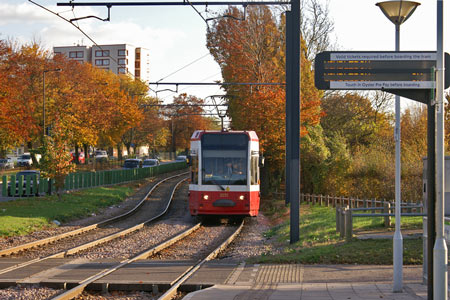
top-left (70, 4), bottom-right (111, 22)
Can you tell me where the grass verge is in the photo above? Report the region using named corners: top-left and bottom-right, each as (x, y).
top-left (253, 201), bottom-right (423, 265)
top-left (0, 185), bottom-right (136, 237)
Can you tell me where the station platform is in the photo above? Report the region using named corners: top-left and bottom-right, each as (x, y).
top-left (183, 264), bottom-right (440, 300)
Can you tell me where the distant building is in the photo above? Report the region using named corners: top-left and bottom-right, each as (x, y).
top-left (53, 44), bottom-right (150, 83)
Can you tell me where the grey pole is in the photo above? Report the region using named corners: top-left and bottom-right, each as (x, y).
top-left (287, 0), bottom-right (300, 244)
top-left (285, 10), bottom-right (292, 206)
top-left (433, 0), bottom-right (448, 298)
top-left (43, 71), bottom-right (46, 139)
top-left (427, 97), bottom-right (436, 300)
top-left (393, 23), bottom-right (403, 293)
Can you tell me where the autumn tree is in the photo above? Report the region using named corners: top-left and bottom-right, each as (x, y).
top-left (0, 41), bottom-right (53, 161)
top-left (207, 6), bottom-right (323, 192)
top-left (39, 116), bottom-right (76, 201)
top-left (166, 93), bottom-right (216, 153)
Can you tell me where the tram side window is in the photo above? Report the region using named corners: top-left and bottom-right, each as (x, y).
top-left (191, 156), bottom-right (198, 184)
top-left (251, 156), bottom-right (259, 185)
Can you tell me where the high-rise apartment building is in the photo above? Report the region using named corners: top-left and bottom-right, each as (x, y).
top-left (53, 44), bottom-right (150, 83)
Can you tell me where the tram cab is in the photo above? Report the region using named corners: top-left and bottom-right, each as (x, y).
top-left (188, 130), bottom-right (261, 216)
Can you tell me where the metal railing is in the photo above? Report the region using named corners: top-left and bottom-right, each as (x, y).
top-left (299, 193), bottom-right (424, 241)
top-left (1, 162), bottom-right (188, 198)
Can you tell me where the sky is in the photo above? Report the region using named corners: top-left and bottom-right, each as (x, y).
top-left (0, 0), bottom-right (449, 107)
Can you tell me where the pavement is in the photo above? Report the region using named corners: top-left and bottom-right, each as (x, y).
top-left (182, 264), bottom-right (440, 300)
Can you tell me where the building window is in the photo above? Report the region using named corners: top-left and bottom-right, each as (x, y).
top-left (95, 59), bottom-right (110, 66)
top-left (95, 50), bottom-right (110, 57)
top-left (118, 67), bottom-right (127, 74)
top-left (69, 51), bottom-right (84, 58)
top-left (135, 70), bottom-right (140, 77)
top-left (54, 52), bottom-right (61, 56)
top-left (118, 49), bottom-right (127, 56)
top-left (118, 58), bottom-right (127, 65)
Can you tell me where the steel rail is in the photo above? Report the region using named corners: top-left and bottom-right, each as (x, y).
top-left (0, 172), bottom-right (188, 257)
top-left (50, 219), bottom-right (243, 300)
top-left (158, 219), bottom-right (245, 300)
top-left (50, 223), bottom-right (201, 300)
top-left (0, 174), bottom-right (188, 276)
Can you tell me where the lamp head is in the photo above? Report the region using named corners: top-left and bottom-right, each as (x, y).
top-left (376, 1), bottom-right (420, 25)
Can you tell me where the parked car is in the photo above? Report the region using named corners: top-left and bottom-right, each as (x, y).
top-left (70, 152), bottom-right (85, 164)
top-left (16, 153), bottom-right (41, 167)
top-left (0, 158), bottom-right (14, 169)
top-left (123, 159), bottom-right (142, 169)
top-left (94, 150), bottom-right (108, 162)
top-left (176, 155), bottom-right (188, 164)
top-left (8, 170), bottom-right (40, 196)
top-left (142, 159), bottom-right (160, 167)
top-left (17, 153), bottom-right (32, 167)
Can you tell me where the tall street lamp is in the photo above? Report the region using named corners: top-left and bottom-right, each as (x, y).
top-left (43, 68), bottom-right (62, 138)
top-left (376, 0), bottom-right (420, 293)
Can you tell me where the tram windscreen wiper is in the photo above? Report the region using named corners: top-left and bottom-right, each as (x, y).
top-left (212, 179), bottom-right (226, 191)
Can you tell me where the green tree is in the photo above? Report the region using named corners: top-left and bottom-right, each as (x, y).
top-left (39, 117), bottom-right (76, 201)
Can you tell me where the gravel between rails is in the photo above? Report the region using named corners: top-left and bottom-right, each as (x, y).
top-left (0, 284), bottom-right (61, 300)
top-left (151, 223), bottom-right (239, 261)
top-left (69, 182), bottom-right (194, 260)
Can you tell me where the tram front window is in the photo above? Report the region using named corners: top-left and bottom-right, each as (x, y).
top-left (201, 133), bottom-right (248, 186)
top-left (202, 152), bottom-right (247, 185)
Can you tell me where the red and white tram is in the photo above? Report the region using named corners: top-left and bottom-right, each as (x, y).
top-left (188, 130), bottom-right (262, 216)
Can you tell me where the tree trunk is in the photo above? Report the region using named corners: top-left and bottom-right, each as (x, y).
top-left (83, 144), bottom-right (89, 162)
top-left (74, 144), bottom-right (80, 164)
top-left (117, 143), bottom-right (123, 161)
top-left (125, 144), bottom-right (131, 157)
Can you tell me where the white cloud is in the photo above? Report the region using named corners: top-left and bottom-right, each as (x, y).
top-left (0, 2), bottom-right (99, 26)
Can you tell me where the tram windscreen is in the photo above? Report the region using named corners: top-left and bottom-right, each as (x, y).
top-left (201, 133), bottom-right (248, 185)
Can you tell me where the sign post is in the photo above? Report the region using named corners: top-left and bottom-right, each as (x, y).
top-left (315, 51), bottom-right (446, 94)
top-left (315, 50), bottom-right (450, 298)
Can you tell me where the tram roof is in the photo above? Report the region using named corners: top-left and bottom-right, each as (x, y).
top-left (190, 130), bottom-right (259, 142)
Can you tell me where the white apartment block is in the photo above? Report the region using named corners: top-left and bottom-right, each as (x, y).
top-left (53, 44), bottom-right (150, 83)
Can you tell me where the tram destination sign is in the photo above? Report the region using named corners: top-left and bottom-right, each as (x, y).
top-left (315, 51), bottom-right (450, 91)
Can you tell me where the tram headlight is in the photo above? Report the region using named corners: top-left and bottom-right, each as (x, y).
top-left (239, 195), bottom-right (245, 200)
top-left (203, 194), bottom-right (209, 200)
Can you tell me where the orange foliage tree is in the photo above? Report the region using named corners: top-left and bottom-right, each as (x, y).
top-left (207, 6), bottom-right (322, 191)
top-left (166, 93), bottom-right (216, 153)
top-left (0, 39), bottom-right (145, 166)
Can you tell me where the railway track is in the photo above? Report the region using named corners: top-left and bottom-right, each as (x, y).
top-left (0, 172), bottom-right (189, 276)
top-left (50, 219), bottom-right (244, 300)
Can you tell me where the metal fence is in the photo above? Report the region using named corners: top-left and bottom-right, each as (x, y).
top-left (2, 162), bottom-right (187, 198)
top-left (300, 193), bottom-right (424, 241)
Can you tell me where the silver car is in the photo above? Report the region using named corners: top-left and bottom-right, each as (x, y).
top-left (0, 158), bottom-right (14, 169)
top-left (142, 159), bottom-right (160, 167)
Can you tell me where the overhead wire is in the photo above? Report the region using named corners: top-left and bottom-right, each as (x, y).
top-left (156, 52), bottom-right (211, 83)
top-left (29, 1), bottom-right (223, 105)
top-left (159, 73), bottom-right (223, 103)
top-left (28, 0), bottom-right (136, 80)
